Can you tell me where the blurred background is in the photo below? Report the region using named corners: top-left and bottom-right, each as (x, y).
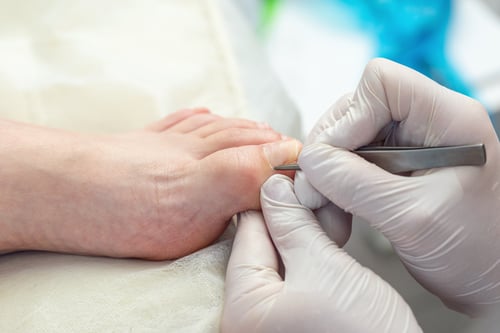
top-left (236, 0), bottom-right (500, 137)
top-left (231, 0), bottom-right (500, 332)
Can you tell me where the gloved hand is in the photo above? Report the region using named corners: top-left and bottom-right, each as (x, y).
top-left (294, 58), bottom-right (500, 316)
top-left (222, 175), bottom-right (422, 333)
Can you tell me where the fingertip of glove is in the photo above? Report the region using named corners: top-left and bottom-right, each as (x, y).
top-left (261, 174), bottom-right (299, 206)
top-left (294, 171), bottom-right (329, 209)
top-left (238, 210), bottom-right (261, 222)
top-left (297, 143), bottom-right (332, 170)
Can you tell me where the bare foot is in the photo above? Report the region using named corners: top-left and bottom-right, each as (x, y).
top-left (0, 109), bottom-right (300, 259)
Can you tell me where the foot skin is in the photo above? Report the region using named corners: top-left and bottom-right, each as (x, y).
top-left (0, 109), bottom-right (300, 260)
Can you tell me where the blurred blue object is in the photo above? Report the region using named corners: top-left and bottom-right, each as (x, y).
top-left (337, 0), bottom-right (474, 97)
top-left (294, 0), bottom-right (474, 97)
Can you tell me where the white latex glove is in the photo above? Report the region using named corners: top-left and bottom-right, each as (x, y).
top-left (221, 175), bottom-right (422, 333)
top-left (294, 58), bottom-right (500, 316)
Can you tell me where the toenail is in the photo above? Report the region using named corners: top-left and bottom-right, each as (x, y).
top-left (262, 140), bottom-right (300, 169)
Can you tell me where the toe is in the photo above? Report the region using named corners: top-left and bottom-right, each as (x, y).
top-left (192, 118), bottom-right (271, 138)
top-left (199, 139), bottom-right (302, 211)
top-left (166, 112), bottom-right (222, 133)
top-left (144, 108), bottom-right (210, 132)
top-left (198, 128), bottom-right (283, 157)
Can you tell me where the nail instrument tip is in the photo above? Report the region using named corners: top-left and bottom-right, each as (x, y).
top-left (273, 163), bottom-right (301, 171)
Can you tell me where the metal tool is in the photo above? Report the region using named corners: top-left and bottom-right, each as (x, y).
top-left (273, 143), bottom-right (486, 173)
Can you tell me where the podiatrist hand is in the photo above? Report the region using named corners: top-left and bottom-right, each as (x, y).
top-left (222, 175), bottom-right (421, 333)
top-left (295, 58), bottom-right (500, 315)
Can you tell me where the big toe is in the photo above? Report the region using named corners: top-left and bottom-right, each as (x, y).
top-left (200, 139), bottom-right (302, 211)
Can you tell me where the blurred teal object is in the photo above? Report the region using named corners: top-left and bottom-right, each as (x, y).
top-left (269, 0), bottom-right (474, 97)
top-left (336, 0), bottom-right (474, 97)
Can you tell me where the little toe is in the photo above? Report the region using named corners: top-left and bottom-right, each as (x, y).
top-left (144, 108), bottom-right (210, 132)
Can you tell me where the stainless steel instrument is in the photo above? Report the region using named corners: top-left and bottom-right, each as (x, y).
top-left (273, 143), bottom-right (486, 173)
